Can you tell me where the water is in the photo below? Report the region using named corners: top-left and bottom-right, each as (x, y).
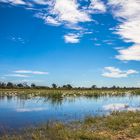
top-left (0, 95), bottom-right (140, 131)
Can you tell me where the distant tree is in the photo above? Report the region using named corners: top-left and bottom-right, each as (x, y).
top-left (63, 84), bottom-right (72, 89)
top-left (67, 84), bottom-right (72, 89)
top-left (123, 86), bottom-right (127, 89)
top-left (52, 83), bottom-right (57, 89)
top-left (101, 86), bottom-right (108, 89)
top-left (22, 82), bottom-right (29, 88)
top-left (91, 85), bottom-right (97, 89)
top-left (17, 83), bottom-right (24, 88)
top-left (0, 82), bottom-right (6, 88)
top-left (116, 86), bottom-right (120, 89)
top-left (7, 82), bottom-right (14, 88)
top-left (31, 83), bottom-right (36, 88)
top-left (111, 85), bottom-right (117, 89)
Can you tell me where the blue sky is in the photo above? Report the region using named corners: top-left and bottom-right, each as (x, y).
top-left (0, 0), bottom-right (140, 87)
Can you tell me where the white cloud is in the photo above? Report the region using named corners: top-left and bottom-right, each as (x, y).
top-left (32, 0), bottom-right (50, 5)
top-left (12, 0), bottom-right (25, 5)
top-left (14, 70), bottom-right (49, 75)
top-left (89, 0), bottom-right (106, 13)
top-left (115, 20), bottom-right (140, 44)
top-left (64, 33), bottom-right (80, 43)
top-left (102, 67), bottom-right (138, 78)
top-left (35, 13), bottom-right (61, 26)
top-left (45, 16), bottom-right (61, 26)
top-left (108, 0), bottom-right (140, 20)
top-left (53, 0), bottom-right (91, 24)
top-left (0, 0), bottom-right (26, 5)
top-left (116, 45), bottom-right (140, 61)
top-left (108, 0), bottom-right (140, 61)
top-left (35, 0), bottom-right (91, 27)
top-left (5, 74), bottom-right (29, 78)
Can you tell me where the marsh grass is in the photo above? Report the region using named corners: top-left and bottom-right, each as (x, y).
top-left (1, 88), bottom-right (140, 98)
top-left (1, 111), bottom-right (140, 140)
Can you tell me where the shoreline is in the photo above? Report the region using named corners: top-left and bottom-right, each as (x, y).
top-left (1, 111), bottom-right (140, 140)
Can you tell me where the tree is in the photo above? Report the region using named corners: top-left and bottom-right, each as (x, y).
top-left (31, 83), bottom-right (36, 88)
top-left (52, 83), bottom-right (57, 89)
top-left (91, 85), bottom-right (97, 89)
top-left (111, 85), bottom-right (117, 89)
top-left (22, 82), bottom-right (29, 88)
top-left (101, 86), bottom-right (108, 89)
top-left (7, 82), bottom-right (14, 88)
top-left (63, 84), bottom-right (72, 89)
top-left (66, 84), bottom-right (72, 89)
top-left (17, 83), bottom-right (24, 88)
top-left (0, 82), bottom-right (6, 88)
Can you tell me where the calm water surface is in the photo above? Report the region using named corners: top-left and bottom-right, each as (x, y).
top-left (0, 95), bottom-right (140, 130)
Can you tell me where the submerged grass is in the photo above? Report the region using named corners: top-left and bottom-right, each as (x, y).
top-left (1, 111), bottom-right (140, 140)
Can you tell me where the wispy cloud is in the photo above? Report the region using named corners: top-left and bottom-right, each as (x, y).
top-left (32, 0), bottom-right (50, 5)
top-left (108, 0), bottom-right (140, 61)
top-left (4, 70), bottom-right (48, 79)
top-left (64, 33), bottom-right (80, 43)
top-left (0, 0), bottom-right (26, 5)
top-left (10, 36), bottom-right (25, 44)
top-left (35, 14), bottom-right (61, 26)
top-left (14, 70), bottom-right (49, 75)
top-left (89, 0), bottom-right (106, 13)
top-left (102, 67), bottom-right (138, 78)
top-left (5, 74), bottom-right (29, 78)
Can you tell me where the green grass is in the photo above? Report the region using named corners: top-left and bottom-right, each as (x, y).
top-left (1, 88), bottom-right (140, 98)
top-left (1, 111), bottom-right (140, 140)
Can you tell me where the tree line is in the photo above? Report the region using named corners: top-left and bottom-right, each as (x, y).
top-left (0, 82), bottom-right (139, 90)
top-left (0, 82), bottom-right (74, 89)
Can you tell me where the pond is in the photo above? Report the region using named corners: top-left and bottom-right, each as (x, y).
top-left (0, 94), bottom-right (140, 131)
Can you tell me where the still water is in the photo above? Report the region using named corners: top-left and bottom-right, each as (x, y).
top-left (0, 95), bottom-right (140, 130)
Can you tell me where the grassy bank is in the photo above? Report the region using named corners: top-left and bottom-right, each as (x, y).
top-left (1, 111), bottom-right (140, 140)
top-left (1, 88), bottom-right (140, 98)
